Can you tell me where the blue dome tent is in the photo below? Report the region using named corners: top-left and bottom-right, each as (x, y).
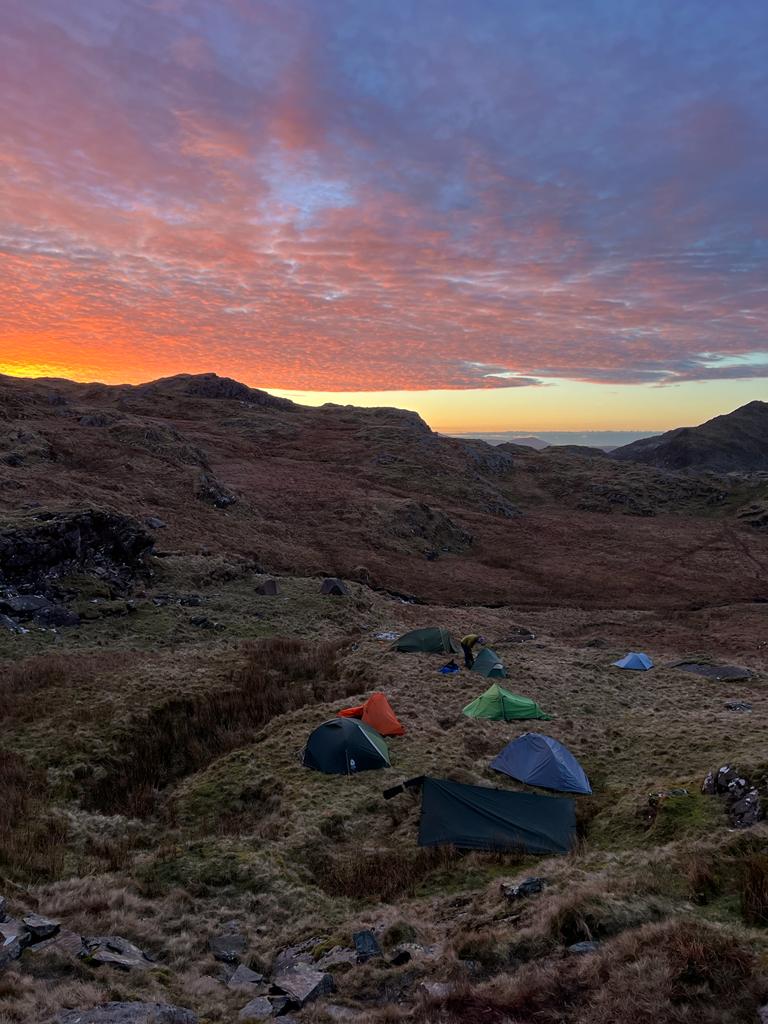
top-left (613, 652), bottom-right (653, 670)
top-left (491, 734), bottom-right (592, 794)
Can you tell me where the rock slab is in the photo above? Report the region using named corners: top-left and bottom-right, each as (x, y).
top-left (56, 1002), bottom-right (197, 1024)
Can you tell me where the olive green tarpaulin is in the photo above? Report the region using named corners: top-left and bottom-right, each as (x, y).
top-left (391, 627), bottom-right (460, 654)
top-left (463, 682), bottom-right (551, 721)
top-left (418, 777), bottom-right (575, 854)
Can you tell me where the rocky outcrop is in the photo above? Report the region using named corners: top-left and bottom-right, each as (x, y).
top-left (195, 472), bottom-right (237, 508)
top-left (0, 511), bottom-right (153, 587)
top-left (702, 765), bottom-right (765, 827)
top-left (388, 501), bottom-right (473, 553)
top-left (83, 935), bottom-right (156, 970)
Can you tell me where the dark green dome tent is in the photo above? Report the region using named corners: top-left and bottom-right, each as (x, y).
top-left (303, 718), bottom-right (390, 774)
top-left (463, 683), bottom-right (551, 721)
top-left (471, 647), bottom-right (507, 678)
top-left (392, 627), bottom-right (460, 654)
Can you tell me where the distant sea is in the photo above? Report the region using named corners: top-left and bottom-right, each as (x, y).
top-left (446, 430), bottom-right (659, 451)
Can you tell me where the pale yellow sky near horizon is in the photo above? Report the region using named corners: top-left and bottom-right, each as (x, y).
top-left (271, 377), bottom-right (766, 433)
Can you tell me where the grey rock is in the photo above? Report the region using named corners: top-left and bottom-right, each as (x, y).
top-left (0, 593), bottom-right (53, 618)
top-left (0, 918), bottom-right (31, 965)
top-left (725, 700), bottom-right (752, 712)
top-left (83, 935), bottom-right (153, 970)
top-left (0, 896), bottom-right (6, 922)
top-left (144, 517), bottom-right (167, 530)
top-left (23, 912), bottom-right (60, 941)
top-left (195, 472), bottom-right (237, 508)
top-left (316, 946), bottom-right (357, 970)
top-left (237, 997), bottom-right (273, 1021)
top-left (758, 1004), bottom-right (768, 1024)
top-left (27, 928), bottom-right (83, 957)
top-left (267, 996), bottom-right (291, 1015)
top-left (501, 877), bottom-right (545, 900)
top-left (567, 941), bottom-right (600, 955)
top-left (272, 962), bottom-right (334, 1006)
top-left (227, 964), bottom-right (265, 991)
top-left (418, 981), bottom-right (454, 1000)
top-left (210, 932), bottom-right (247, 964)
top-left (33, 605), bottom-right (81, 628)
top-left (55, 1002), bottom-right (197, 1023)
top-left (0, 613), bottom-right (25, 633)
top-left (353, 929), bottom-right (381, 963)
top-left (272, 937), bottom-right (318, 973)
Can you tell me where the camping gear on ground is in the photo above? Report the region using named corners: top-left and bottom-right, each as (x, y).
top-left (392, 627), bottom-right (460, 654)
top-left (418, 777), bottom-right (575, 854)
top-left (338, 692), bottom-right (405, 736)
top-left (302, 718), bottom-right (390, 774)
top-left (470, 647), bottom-right (507, 678)
top-left (673, 661), bottom-right (752, 681)
top-left (491, 733), bottom-right (592, 794)
top-left (439, 660), bottom-right (460, 674)
top-left (320, 577), bottom-right (350, 596)
top-left (463, 683), bottom-right (551, 721)
top-left (255, 578), bottom-right (279, 596)
top-left (613, 652), bottom-right (653, 670)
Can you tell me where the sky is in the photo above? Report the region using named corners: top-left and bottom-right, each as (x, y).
top-left (1, 0), bottom-right (767, 432)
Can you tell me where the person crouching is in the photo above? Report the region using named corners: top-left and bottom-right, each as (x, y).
top-left (461, 633), bottom-right (486, 669)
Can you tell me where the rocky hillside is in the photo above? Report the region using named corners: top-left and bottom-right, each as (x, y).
top-left (612, 400), bottom-right (768, 473)
top-left (0, 373), bottom-right (765, 611)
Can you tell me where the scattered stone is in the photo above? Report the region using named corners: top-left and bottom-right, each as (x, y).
top-left (210, 932), bottom-right (247, 964)
top-left (178, 594), bottom-right (202, 606)
top-left (501, 877), bottom-right (545, 900)
top-left (237, 997), bottom-right (273, 1021)
top-left (272, 962), bottom-right (334, 1006)
top-left (195, 471), bottom-right (237, 508)
top-left (56, 1002), bottom-right (197, 1024)
top-left (22, 913), bottom-right (60, 941)
top-left (567, 941), bottom-right (600, 955)
top-left (145, 517), bottom-right (167, 530)
top-left (33, 606), bottom-right (81, 628)
top-left (272, 938), bottom-right (318, 973)
top-left (725, 700), bottom-right (753, 712)
top-left (83, 935), bottom-right (154, 970)
top-left (227, 964), bottom-right (265, 991)
top-left (353, 929), bottom-right (381, 964)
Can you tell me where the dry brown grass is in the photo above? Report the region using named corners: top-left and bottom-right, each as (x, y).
top-left (0, 750), bottom-right (68, 882)
top-left (740, 853), bottom-right (768, 926)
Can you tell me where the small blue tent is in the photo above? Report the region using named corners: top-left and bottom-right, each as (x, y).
top-left (491, 734), bottom-right (592, 795)
top-left (613, 652), bottom-right (653, 671)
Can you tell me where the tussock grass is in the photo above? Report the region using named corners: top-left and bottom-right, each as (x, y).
top-left (740, 853), bottom-right (768, 926)
top-left (0, 750), bottom-right (68, 882)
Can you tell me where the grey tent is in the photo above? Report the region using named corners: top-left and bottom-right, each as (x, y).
top-left (491, 734), bottom-right (591, 794)
top-left (391, 627), bottom-right (460, 654)
top-left (418, 777), bottom-right (575, 854)
top-left (320, 578), bottom-right (350, 597)
top-left (471, 647), bottom-right (507, 678)
top-left (255, 578), bottom-right (279, 596)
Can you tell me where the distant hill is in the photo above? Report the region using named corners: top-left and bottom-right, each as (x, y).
top-left (504, 435), bottom-right (549, 450)
top-left (612, 401), bottom-right (768, 472)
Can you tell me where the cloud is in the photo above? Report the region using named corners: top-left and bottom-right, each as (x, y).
top-left (0, 0), bottom-right (766, 390)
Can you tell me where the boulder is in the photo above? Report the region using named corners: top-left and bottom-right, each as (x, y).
top-left (22, 913), bottom-right (60, 941)
top-left (0, 594), bottom-right (54, 618)
top-left (56, 1002), bottom-right (197, 1023)
top-left (237, 997), bottom-right (273, 1021)
top-left (27, 928), bottom-right (84, 958)
top-left (702, 764), bottom-right (765, 827)
top-left (272, 962), bottom-right (334, 1006)
top-left (209, 932), bottom-right (247, 964)
top-left (227, 964), bottom-right (265, 991)
top-left (33, 606), bottom-right (81, 628)
top-left (83, 935), bottom-right (154, 970)
top-left (195, 472), bottom-right (237, 508)
top-left (272, 937), bottom-right (318, 973)
top-left (0, 613), bottom-right (25, 633)
top-left (144, 517), bottom-right (167, 530)
top-left (352, 930), bottom-right (381, 964)
top-left (501, 877), bottom-right (545, 900)
top-left (316, 946), bottom-right (357, 971)
top-left (267, 996), bottom-right (291, 1015)
top-left (567, 941), bottom-right (600, 955)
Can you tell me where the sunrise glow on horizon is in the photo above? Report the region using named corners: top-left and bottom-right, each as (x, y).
top-left (1, 1), bottom-right (767, 431)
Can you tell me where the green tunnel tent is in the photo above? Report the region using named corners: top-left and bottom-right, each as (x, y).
top-left (470, 647), bottom-right (507, 678)
top-left (303, 718), bottom-right (390, 774)
top-left (391, 627), bottom-right (460, 655)
top-left (463, 683), bottom-right (551, 721)
top-left (418, 777), bottom-right (575, 854)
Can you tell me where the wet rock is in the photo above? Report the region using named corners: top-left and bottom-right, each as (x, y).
top-left (567, 941), bottom-right (600, 955)
top-left (501, 877), bottom-right (545, 900)
top-left (56, 1002), bottom-right (197, 1023)
top-left (33, 606), bottom-right (81, 628)
top-left (22, 912), bottom-right (60, 941)
top-left (195, 472), bottom-right (237, 508)
top-left (237, 997), bottom-right (273, 1021)
top-left (144, 517), bottom-right (167, 530)
top-left (210, 932), bottom-right (247, 964)
top-left (83, 935), bottom-right (154, 970)
top-left (227, 964), bottom-right (265, 991)
top-left (272, 962), bottom-right (334, 1006)
top-left (353, 929), bottom-right (381, 964)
